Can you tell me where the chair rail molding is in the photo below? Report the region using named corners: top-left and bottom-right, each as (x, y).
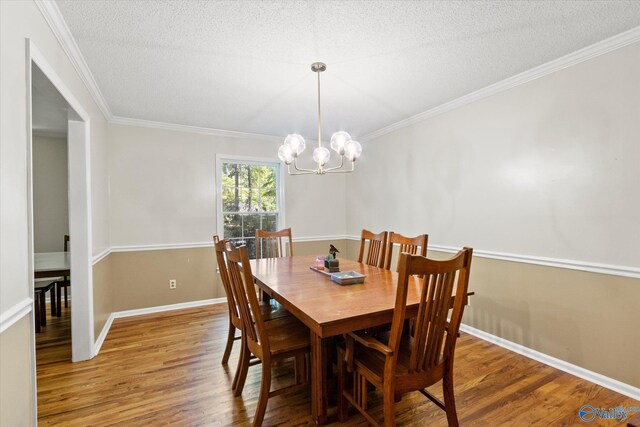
top-left (0, 298), bottom-right (33, 334)
top-left (345, 235), bottom-right (640, 279)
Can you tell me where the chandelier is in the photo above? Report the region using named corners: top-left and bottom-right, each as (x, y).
top-left (278, 62), bottom-right (362, 175)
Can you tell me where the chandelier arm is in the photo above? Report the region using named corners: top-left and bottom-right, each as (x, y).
top-left (323, 162), bottom-right (356, 174)
top-left (322, 155), bottom-right (345, 172)
top-left (291, 158), bottom-right (318, 174)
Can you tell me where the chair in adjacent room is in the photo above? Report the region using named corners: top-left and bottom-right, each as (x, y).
top-left (213, 236), bottom-right (288, 393)
top-left (33, 280), bottom-right (56, 333)
top-left (338, 248), bottom-right (473, 427)
top-left (357, 229), bottom-right (388, 268)
top-left (225, 245), bottom-right (310, 426)
top-left (255, 228), bottom-right (293, 259)
top-left (384, 232), bottom-right (428, 272)
top-left (55, 234), bottom-right (71, 316)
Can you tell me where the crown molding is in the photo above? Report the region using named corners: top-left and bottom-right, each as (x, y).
top-left (361, 26), bottom-right (640, 142)
top-left (109, 116), bottom-right (283, 142)
top-left (34, 0), bottom-right (113, 120)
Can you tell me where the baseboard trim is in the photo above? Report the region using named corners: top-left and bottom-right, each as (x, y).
top-left (0, 298), bottom-right (33, 334)
top-left (459, 324), bottom-right (640, 401)
top-left (93, 312), bottom-right (114, 356)
top-left (93, 298), bottom-right (227, 355)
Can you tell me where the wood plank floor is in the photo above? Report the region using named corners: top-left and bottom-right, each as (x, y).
top-left (36, 304), bottom-right (638, 426)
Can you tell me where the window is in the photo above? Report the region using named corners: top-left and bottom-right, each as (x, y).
top-left (217, 156), bottom-right (282, 258)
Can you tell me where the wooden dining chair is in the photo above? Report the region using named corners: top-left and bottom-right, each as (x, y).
top-left (384, 232), bottom-right (428, 272)
top-left (357, 229), bottom-right (388, 268)
top-left (54, 234), bottom-right (71, 316)
top-left (213, 236), bottom-right (289, 392)
top-left (225, 245), bottom-right (310, 426)
top-left (338, 248), bottom-right (473, 427)
top-left (255, 228), bottom-right (293, 259)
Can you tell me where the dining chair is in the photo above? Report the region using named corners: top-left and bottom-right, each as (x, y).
top-left (338, 248), bottom-right (473, 427)
top-left (55, 234), bottom-right (71, 315)
top-left (225, 245), bottom-right (310, 426)
top-left (33, 280), bottom-right (56, 333)
top-left (384, 232), bottom-right (428, 272)
top-left (213, 236), bottom-right (289, 392)
top-left (255, 228), bottom-right (293, 259)
top-left (357, 229), bottom-right (388, 268)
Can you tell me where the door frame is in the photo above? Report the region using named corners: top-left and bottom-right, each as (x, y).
top-left (26, 39), bottom-right (95, 364)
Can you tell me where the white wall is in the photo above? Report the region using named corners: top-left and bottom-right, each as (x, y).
top-left (108, 123), bottom-right (346, 248)
top-left (32, 135), bottom-right (69, 252)
top-left (347, 42), bottom-right (640, 269)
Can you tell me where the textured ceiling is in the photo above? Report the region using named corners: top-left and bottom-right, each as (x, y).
top-left (56, 1), bottom-right (640, 140)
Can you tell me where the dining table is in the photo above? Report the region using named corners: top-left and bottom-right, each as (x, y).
top-left (34, 251), bottom-right (70, 316)
top-left (250, 255), bottom-right (426, 425)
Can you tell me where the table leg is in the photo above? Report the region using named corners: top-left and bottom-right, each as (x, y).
top-left (310, 332), bottom-right (327, 425)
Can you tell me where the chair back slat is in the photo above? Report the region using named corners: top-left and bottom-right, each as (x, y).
top-left (357, 229), bottom-right (388, 268)
top-left (256, 228), bottom-right (293, 259)
top-left (387, 248), bottom-right (473, 375)
top-left (226, 246), bottom-right (269, 356)
top-left (214, 236), bottom-right (240, 323)
top-left (384, 232), bottom-right (428, 271)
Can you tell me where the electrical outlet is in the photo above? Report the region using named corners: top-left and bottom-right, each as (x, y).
top-left (169, 279), bottom-right (177, 289)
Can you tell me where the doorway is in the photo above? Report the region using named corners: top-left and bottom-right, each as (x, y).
top-left (27, 40), bottom-right (94, 363)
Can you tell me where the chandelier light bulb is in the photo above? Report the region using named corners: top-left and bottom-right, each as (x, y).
top-left (330, 131), bottom-right (351, 155)
top-left (344, 140), bottom-right (362, 161)
top-left (312, 146), bottom-right (331, 166)
top-left (284, 134), bottom-right (306, 157)
top-left (278, 144), bottom-right (294, 165)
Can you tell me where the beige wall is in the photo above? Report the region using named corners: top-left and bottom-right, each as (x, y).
top-left (345, 44), bottom-right (640, 388)
top-left (0, 316), bottom-right (34, 427)
top-left (92, 255), bottom-right (113, 338)
top-left (106, 239), bottom-right (347, 312)
top-left (459, 252), bottom-right (640, 388)
top-left (32, 135), bottom-right (69, 252)
top-left (110, 248), bottom-right (218, 312)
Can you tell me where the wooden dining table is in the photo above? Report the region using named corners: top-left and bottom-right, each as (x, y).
top-left (250, 255), bottom-right (425, 425)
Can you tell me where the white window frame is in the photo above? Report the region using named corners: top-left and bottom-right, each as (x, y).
top-left (215, 154), bottom-right (286, 247)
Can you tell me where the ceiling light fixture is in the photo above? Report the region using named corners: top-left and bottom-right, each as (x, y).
top-left (278, 62), bottom-right (362, 175)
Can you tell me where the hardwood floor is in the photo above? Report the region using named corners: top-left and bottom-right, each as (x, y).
top-left (36, 304), bottom-right (638, 426)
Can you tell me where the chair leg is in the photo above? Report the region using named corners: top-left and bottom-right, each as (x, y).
top-left (383, 382), bottom-right (396, 427)
top-left (50, 285), bottom-right (57, 317)
top-left (222, 323), bottom-right (235, 365)
top-left (442, 370), bottom-right (459, 427)
top-left (253, 359), bottom-right (272, 427)
top-left (64, 285), bottom-right (68, 307)
top-left (233, 336), bottom-right (250, 396)
top-left (337, 347), bottom-right (349, 422)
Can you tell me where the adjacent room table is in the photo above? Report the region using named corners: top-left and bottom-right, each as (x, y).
top-left (250, 256), bottom-right (424, 425)
top-left (34, 252), bottom-right (70, 316)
